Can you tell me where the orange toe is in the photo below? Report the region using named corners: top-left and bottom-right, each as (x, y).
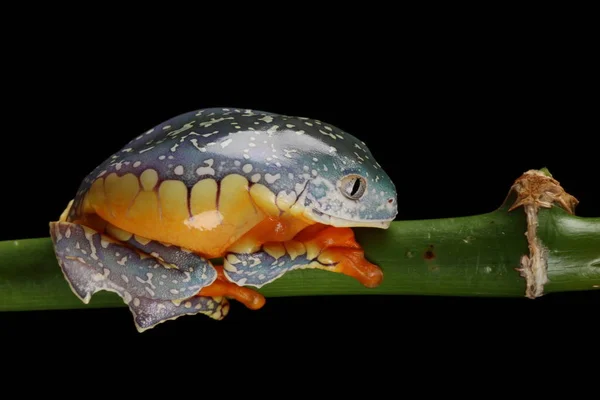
top-left (197, 264), bottom-right (266, 310)
top-left (198, 280), bottom-right (266, 310)
top-left (318, 247), bottom-right (383, 288)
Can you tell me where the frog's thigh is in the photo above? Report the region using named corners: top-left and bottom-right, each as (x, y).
top-left (49, 221), bottom-right (228, 332)
top-left (106, 224), bottom-right (218, 284)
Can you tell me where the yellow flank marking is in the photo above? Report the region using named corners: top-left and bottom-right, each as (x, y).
top-left (187, 179), bottom-right (221, 232)
top-left (283, 240), bottom-right (306, 260)
top-left (84, 178), bottom-right (106, 214)
top-left (289, 200), bottom-right (306, 219)
top-left (219, 174), bottom-right (264, 236)
top-left (134, 235), bottom-right (152, 245)
top-left (105, 173), bottom-right (140, 216)
top-left (158, 180), bottom-right (190, 222)
top-left (190, 179), bottom-right (217, 216)
top-left (128, 191), bottom-right (160, 232)
top-left (106, 222), bottom-right (133, 241)
top-left (219, 175), bottom-right (254, 215)
top-left (263, 242), bottom-right (286, 260)
top-left (140, 169), bottom-right (159, 191)
top-left (249, 184), bottom-right (279, 217)
top-left (305, 241), bottom-right (322, 260)
top-left (276, 191), bottom-right (297, 212)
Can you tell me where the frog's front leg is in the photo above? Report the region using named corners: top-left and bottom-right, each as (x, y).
top-left (223, 225), bottom-right (383, 288)
top-left (50, 221), bottom-right (230, 332)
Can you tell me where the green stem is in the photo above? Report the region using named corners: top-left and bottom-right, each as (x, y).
top-left (1, 198), bottom-right (598, 312)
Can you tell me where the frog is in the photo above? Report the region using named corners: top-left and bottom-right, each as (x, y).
top-left (49, 107), bottom-right (398, 332)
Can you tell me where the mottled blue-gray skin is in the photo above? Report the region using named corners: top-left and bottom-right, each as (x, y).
top-left (67, 108), bottom-right (397, 227)
top-left (50, 221), bottom-right (228, 332)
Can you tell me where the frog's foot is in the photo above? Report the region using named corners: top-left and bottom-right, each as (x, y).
top-left (49, 221), bottom-right (228, 332)
top-left (296, 225), bottom-right (382, 287)
top-left (223, 226), bottom-right (383, 288)
top-left (315, 247), bottom-right (382, 288)
top-left (197, 265), bottom-right (266, 310)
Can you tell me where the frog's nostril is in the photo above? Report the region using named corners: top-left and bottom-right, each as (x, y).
top-left (388, 198), bottom-right (394, 204)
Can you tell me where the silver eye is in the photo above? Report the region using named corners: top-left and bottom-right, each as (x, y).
top-left (340, 174), bottom-right (367, 200)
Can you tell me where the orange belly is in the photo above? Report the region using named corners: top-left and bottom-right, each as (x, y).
top-left (78, 172), bottom-right (313, 258)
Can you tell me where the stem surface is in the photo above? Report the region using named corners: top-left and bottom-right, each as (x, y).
top-left (1, 202), bottom-right (598, 312)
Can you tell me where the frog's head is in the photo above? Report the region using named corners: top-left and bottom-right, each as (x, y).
top-left (295, 143), bottom-right (398, 229)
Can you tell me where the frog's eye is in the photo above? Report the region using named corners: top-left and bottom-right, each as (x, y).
top-left (340, 174), bottom-right (367, 200)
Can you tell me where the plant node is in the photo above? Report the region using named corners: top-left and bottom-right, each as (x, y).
top-left (509, 169), bottom-right (579, 298)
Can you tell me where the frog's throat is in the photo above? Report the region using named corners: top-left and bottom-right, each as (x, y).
top-left (292, 185), bottom-right (393, 229)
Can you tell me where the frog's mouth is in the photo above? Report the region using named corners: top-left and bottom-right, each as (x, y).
top-left (306, 208), bottom-right (393, 229)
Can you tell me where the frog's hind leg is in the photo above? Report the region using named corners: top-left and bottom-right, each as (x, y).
top-left (120, 230), bottom-right (266, 311)
top-left (49, 221), bottom-right (228, 332)
top-left (223, 225), bottom-right (383, 288)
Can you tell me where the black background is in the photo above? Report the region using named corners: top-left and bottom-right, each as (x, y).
top-left (1, 21), bottom-right (598, 342)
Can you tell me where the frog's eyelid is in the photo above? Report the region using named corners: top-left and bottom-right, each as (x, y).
top-left (339, 167), bottom-right (363, 175)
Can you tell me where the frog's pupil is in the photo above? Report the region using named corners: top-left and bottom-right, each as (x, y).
top-left (350, 178), bottom-right (361, 196)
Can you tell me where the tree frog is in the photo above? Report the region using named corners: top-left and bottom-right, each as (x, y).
top-left (50, 108), bottom-right (398, 331)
